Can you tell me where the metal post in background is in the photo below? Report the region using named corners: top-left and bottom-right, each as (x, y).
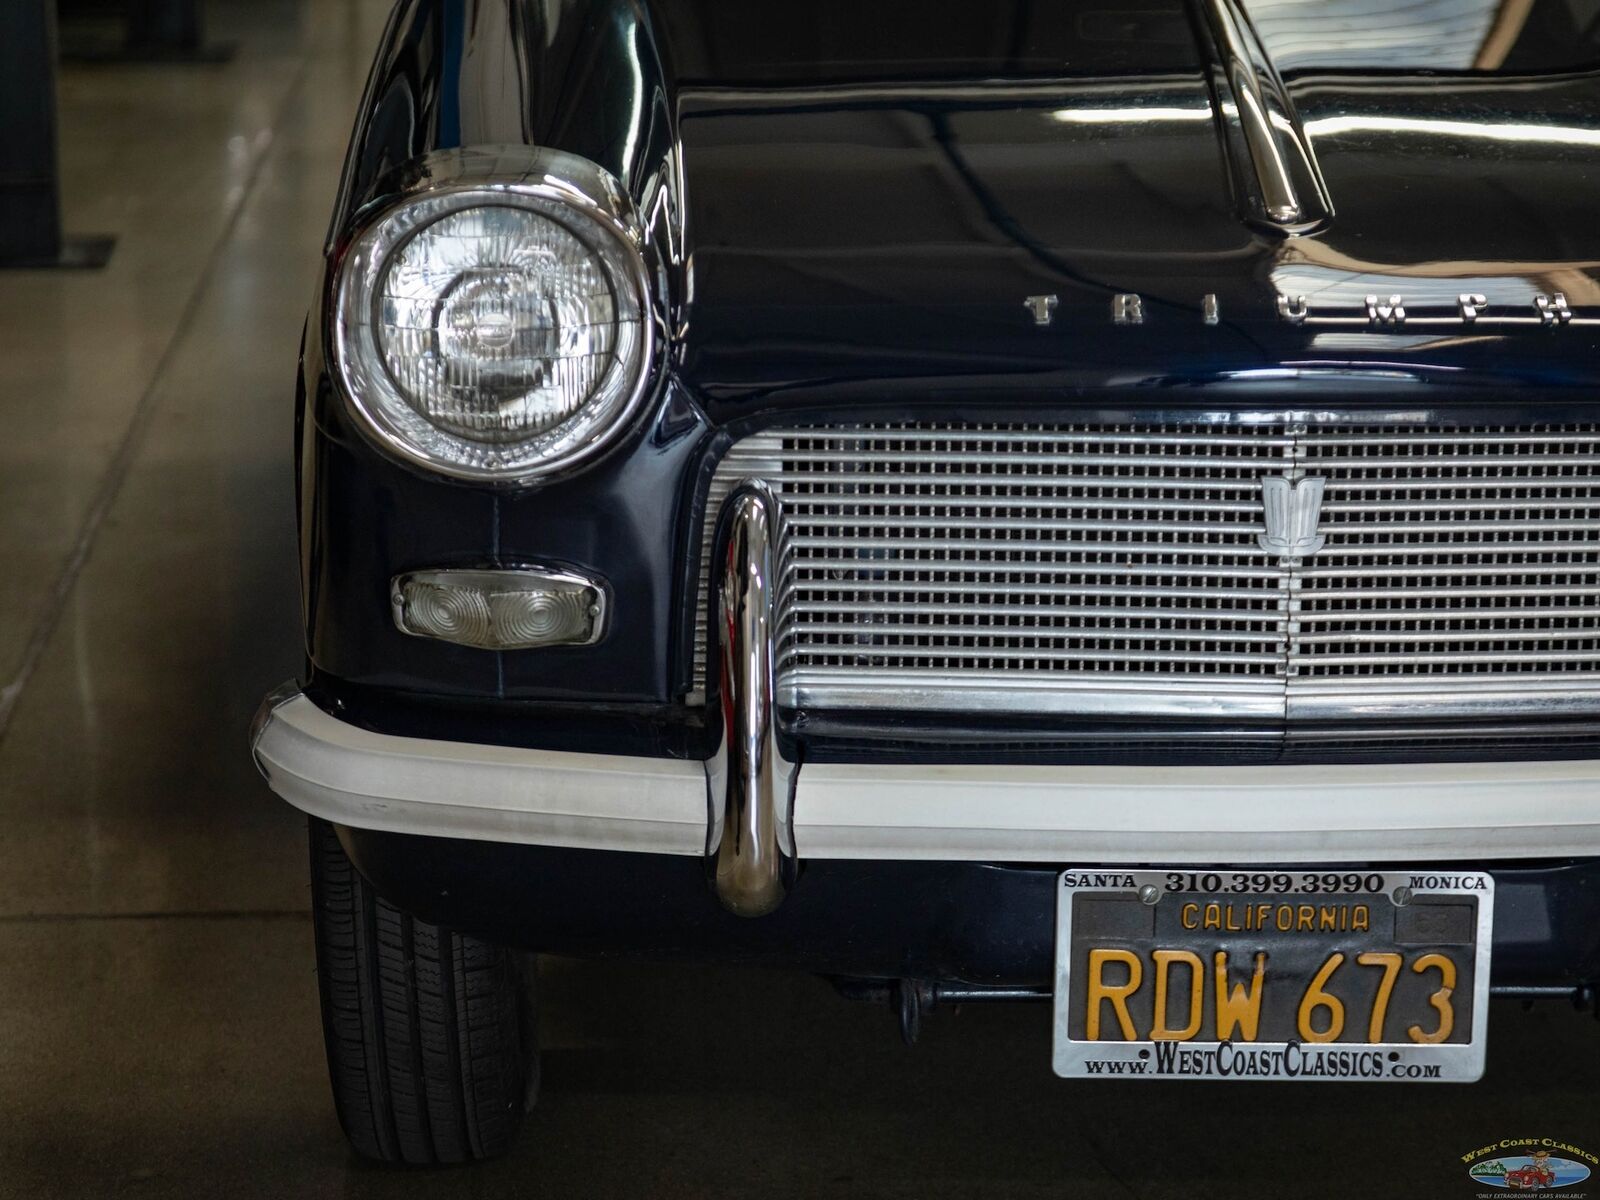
top-left (0, 0), bottom-right (114, 269)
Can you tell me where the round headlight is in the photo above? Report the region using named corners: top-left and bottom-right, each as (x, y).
top-left (334, 180), bottom-right (652, 483)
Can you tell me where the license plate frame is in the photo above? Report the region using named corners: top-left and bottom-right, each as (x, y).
top-left (1052, 867), bottom-right (1493, 1082)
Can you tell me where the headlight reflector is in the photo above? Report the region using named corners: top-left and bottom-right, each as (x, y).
top-left (336, 179), bottom-right (651, 482)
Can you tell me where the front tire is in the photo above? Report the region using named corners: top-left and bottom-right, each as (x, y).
top-left (308, 818), bottom-right (534, 1163)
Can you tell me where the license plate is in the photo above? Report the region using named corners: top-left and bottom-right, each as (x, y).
top-left (1052, 868), bottom-right (1492, 1082)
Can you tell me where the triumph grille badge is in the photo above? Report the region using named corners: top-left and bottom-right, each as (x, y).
top-left (1258, 474), bottom-right (1328, 559)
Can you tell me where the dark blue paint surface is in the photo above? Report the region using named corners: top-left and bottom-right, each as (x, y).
top-left (301, 0), bottom-right (1600, 720)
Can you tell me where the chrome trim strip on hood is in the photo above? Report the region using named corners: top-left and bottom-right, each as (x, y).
top-left (1202, 0), bottom-right (1334, 234)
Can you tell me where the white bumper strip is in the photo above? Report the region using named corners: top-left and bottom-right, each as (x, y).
top-left (256, 694), bottom-right (1600, 862)
top-left (794, 760), bottom-right (1600, 862)
top-left (253, 695), bottom-right (708, 855)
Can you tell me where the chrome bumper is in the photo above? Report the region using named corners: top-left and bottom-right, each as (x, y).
top-left (253, 689), bottom-right (1600, 901)
top-left (253, 485), bottom-right (1600, 916)
top-left (251, 690), bottom-right (709, 853)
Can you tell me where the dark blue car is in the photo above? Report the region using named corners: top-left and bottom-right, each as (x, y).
top-left (252, 0), bottom-right (1600, 1163)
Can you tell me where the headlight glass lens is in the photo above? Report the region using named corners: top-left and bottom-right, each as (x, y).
top-left (378, 207), bottom-right (615, 443)
top-left (336, 186), bottom-right (649, 481)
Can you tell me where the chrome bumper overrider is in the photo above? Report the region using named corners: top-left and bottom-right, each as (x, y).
top-left (703, 481), bottom-right (797, 915)
top-left (253, 485), bottom-right (1600, 917)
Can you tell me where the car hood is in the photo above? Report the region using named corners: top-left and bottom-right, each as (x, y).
top-left (336, 0), bottom-right (1600, 413)
top-left (649, 0), bottom-right (1600, 411)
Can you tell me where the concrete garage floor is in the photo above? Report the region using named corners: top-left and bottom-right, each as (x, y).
top-left (0, 2), bottom-right (1595, 1196)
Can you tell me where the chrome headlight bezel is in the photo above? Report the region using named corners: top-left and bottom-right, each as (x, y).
top-left (332, 149), bottom-right (658, 486)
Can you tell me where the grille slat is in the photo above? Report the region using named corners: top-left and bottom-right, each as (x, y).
top-left (783, 578), bottom-right (1278, 601)
top-left (795, 600), bottom-right (1283, 621)
top-left (771, 645), bottom-right (1290, 666)
top-left (761, 450), bottom-right (1288, 469)
top-left (1274, 606), bottom-right (1600, 622)
top-left (777, 494), bottom-right (1267, 514)
top-left (794, 516), bottom-right (1267, 535)
top-left (1322, 500), bottom-right (1600, 514)
top-left (766, 474), bottom-right (1276, 491)
top-left (1291, 651), bottom-right (1600, 665)
top-left (783, 621), bottom-right (1285, 645)
top-left (1298, 584), bottom-right (1600, 598)
top-left (1298, 628), bottom-right (1600, 645)
top-left (693, 421), bottom-right (1600, 717)
top-left (783, 537), bottom-right (1280, 560)
top-left (1317, 519), bottom-right (1600, 533)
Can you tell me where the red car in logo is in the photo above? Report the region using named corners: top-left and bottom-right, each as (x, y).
top-left (1506, 1162), bottom-right (1557, 1190)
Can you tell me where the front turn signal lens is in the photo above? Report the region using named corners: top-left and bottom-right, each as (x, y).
top-left (390, 568), bottom-right (605, 650)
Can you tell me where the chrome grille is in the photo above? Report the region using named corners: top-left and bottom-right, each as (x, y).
top-left (694, 422), bottom-right (1600, 719)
